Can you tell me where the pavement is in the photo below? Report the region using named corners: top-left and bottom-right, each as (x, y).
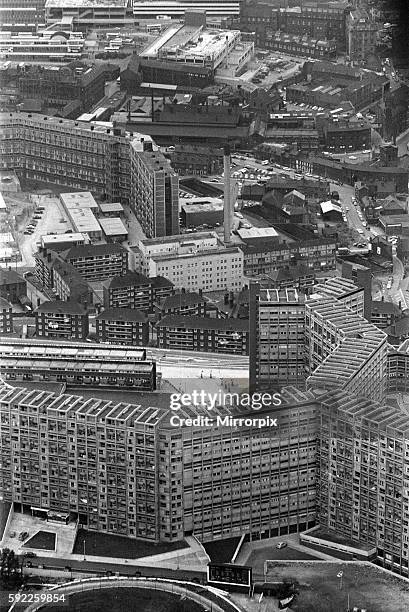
top-left (1, 512), bottom-right (76, 557)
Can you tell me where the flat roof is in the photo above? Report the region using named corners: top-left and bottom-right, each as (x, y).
top-left (41, 233), bottom-right (85, 246)
top-left (60, 192), bottom-right (98, 210)
top-left (99, 217), bottom-right (128, 237)
top-left (237, 227), bottom-right (279, 240)
top-left (45, 0), bottom-right (128, 7)
top-left (67, 207), bottom-right (101, 233)
top-left (99, 202), bottom-right (124, 213)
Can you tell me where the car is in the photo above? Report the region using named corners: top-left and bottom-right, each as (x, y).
top-left (261, 160), bottom-right (269, 166)
top-left (357, 229), bottom-right (364, 234)
top-left (19, 531), bottom-right (29, 541)
top-left (23, 231), bottom-right (30, 235)
top-left (276, 542), bottom-right (287, 549)
top-left (24, 552), bottom-right (37, 558)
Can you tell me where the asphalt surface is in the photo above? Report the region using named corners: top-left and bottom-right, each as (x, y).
top-left (23, 555), bottom-right (205, 581)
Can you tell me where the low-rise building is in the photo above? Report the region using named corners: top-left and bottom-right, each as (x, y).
top-left (61, 244), bottom-right (128, 282)
top-left (0, 305), bottom-right (13, 334)
top-left (103, 271), bottom-right (174, 311)
top-left (265, 32), bottom-right (336, 59)
top-left (0, 269), bottom-right (26, 303)
top-left (171, 145), bottom-right (224, 176)
top-left (156, 315), bottom-right (249, 354)
top-left (34, 300), bottom-right (89, 340)
top-left (98, 217), bottom-right (128, 243)
top-left (158, 290), bottom-right (207, 317)
top-left (96, 308), bottom-right (149, 346)
top-left (371, 300), bottom-right (402, 330)
top-left (181, 198), bottom-right (224, 228)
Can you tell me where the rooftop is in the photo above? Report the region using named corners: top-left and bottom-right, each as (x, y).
top-left (63, 243), bottom-right (126, 259)
top-left (109, 271), bottom-right (151, 289)
top-left (59, 192), bottom-right (99, 210)
top-left (0, 269), bottom-right (25, 286)
top-left (98, 202), bottom-right (124, 214)
top-left (35, 300), bottom-right (86, 315)
top-left (156, 314), bottom-right (249, 332)
top-left (259, 288), bottom-right (301, 303)
top-left (99, 217), bottom-right (128, 237)
top-left (45, 0), bottom-right (128, 7)
top-left (96, 308), bottom-right (147, 323)
top-left (160, 291), bottom-right (205, 310)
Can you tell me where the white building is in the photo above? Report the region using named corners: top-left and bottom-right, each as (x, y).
top-left (133, 0), bottom-right (239, 19)
top-left (137, 232), bottom-right (243, 292)
top-left (0, 29), bottom-right (84, 63)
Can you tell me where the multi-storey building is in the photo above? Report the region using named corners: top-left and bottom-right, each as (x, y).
top-left (305, 297), bottom-right (387, 402)
top-left (371, 300), bottom-right (402, 330)
top-left (0, 382), bottom-right (317, 542)
top-left (34, 300), bottom-right (89, 340)
top-left (0, 307), bottom-right (13, 334)
top-left (16, 63), bottom-right (119, 113)
top-left (0, 113), bottom-right (131, 202)
top-left (158, 291), bottom-right (207, 318)
top-left (0, 29), bottom-right (85, 63)
top-left (317, 388), bottom-right (409, 576)
top-left (0, 0), bottom-right (45, 30)
top-left (249, 285), bottom-right (306, 392)
top-left (0, 269), bottom-right (26, 303)
top-left (311, 277), bottom-right (366, 318)
top-left (95, 308), bottom-right (149, 346)
top-left (264, 32), bottom-right (336, 59)
top-left (0, 338), bottom-right (155, 391)
top-left (130, 137), bottom-right (179, 239)
top-left (346, 8), bottom-right (379, 62)
top-left (388, 340), bottom-right (409, 392)
top-left (45, 0), bottom-right (133, 30)
top-left (156, 315), bottom-right (249, 354)
top-left (0, 114), bottom-right (179, 230)
top-left (61, 244), bottom-right (128, 282)
top-left (240, 237), bottom-right (337, 277)
top-left (137, 232), bottom-right (243, 292)
top-left (132, 0), bottom-right (240, 19)
top-left (60, 192), bottom-right (101, 241)
top-left (103, 271), bottom-right (174, 312)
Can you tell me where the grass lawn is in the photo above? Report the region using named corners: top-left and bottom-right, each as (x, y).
top-left (72, 529), bottom-right (188, 559)
top-left (23, 531), bottom-right (56, 551)
top-left (266, 561), bottom-right (409, 612)
top-left (43, 588), bottom-right (206, 612)
top-left (247, 546), bottom-right (319, 575)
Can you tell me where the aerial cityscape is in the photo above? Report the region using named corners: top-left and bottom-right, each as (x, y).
top-left (0, 0), bottom-right (409, 611)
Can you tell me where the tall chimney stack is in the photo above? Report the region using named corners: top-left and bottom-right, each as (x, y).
top-left (224, 144), bottom-right (232, 244)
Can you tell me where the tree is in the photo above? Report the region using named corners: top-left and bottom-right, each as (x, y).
top-left (0, 548), bottom-right (23, 588)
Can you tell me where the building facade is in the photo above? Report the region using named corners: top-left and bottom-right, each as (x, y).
top-left (95, 308), bottom-right (149, 346)
top-left (34, 300), bottom-right (89, 340)
top-left (156, 315), bottom-right (249, 354)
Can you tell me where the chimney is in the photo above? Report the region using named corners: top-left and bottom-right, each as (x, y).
top-left (224, 144), bottom-right (232, 245)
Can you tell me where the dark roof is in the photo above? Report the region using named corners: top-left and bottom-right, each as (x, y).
top-left (371, 300), bottom-right (401, 315)
top-left (35, 300), bottom-right (86, 315)
top-left (156, 315), bottom-right (249, 332)
top-left (385, 318), bottom-right (409, 337)
top-left (161, 291), bottom-right (205, 310)
top-left (96, 308), bottom-right (147, 322)
top-left (109, 271), bottom-right (151, 289)
top-left (151, 276), bottom-right (174, 289)
top-left (0, 269), bottom-right (25, 286)
top-left (62, 243), bottom-right (126, 259)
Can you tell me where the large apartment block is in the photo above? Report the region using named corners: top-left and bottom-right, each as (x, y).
top-left (0, 113), bottom-right (179, 238)
top-left (305, 297), bottom-right (387, 403)
top-left (61, 244), bottom-right (128, 282)
top-left (0, 383), bottom-right (317, 543)
top-left (317, 389), bottom-right (409, 576)
top-left (130, 137), bottom-right (179, 239)
top-left (103, 271), bottom-right (174, 311)
top-left (0, 339), bottom-right (156, 391)
top-left (34, 300), bottom-right (89, 340)
top-left (249, 285), bottom-right (306, 392)
top-left (137, 232), bottom-right (243, 292)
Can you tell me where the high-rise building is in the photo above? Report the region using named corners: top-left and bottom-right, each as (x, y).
top-left (346, 8), bottom-right (379, 62)
top-left (317, 388), bottom-right (409, 576)
top-left (0, 382), bottom-right (317, 543)
top-left (305, 297), bottom-right (387, 402)
top-left (130, 138), bottom-right (179, 239)
top-left (249, 285), bottom-right (306, 392)
top-left (0, 113), bottom-right (179, 238)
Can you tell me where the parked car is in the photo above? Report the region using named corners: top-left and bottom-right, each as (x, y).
top-left (276, 542), bottom-right (287, 549)
top-left (24, 552), bottom-right (37, 558)
top-left (19, 531), bottom-right (29, 541)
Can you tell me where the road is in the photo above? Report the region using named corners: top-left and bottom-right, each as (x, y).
top-left (22, 556), bottom-right (205, 582)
